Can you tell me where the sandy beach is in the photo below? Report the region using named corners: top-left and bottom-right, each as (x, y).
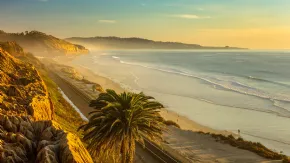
top-left (73, 64), bottom-right (226, 134)
top-left (44, 57), bottom-right (282, 162)
top-left (53, 56), bottom-right (227, 135)
top-left (50, 56), bottom-right (268, 137)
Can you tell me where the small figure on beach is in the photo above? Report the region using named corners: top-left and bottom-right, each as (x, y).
top-left (238, 129), bottom-right (241, 135)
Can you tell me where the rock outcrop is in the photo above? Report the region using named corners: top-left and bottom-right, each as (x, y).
top-left (0, 47), bottom-right (93, 163)
top-left (0, 115), bottom-right (93, 163)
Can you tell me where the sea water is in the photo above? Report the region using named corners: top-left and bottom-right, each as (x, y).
top-left (71, 50), bottom-right (290, 155)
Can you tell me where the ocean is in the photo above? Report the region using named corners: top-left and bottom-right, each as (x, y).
top-left (71, 50), bottom-right (290, 155)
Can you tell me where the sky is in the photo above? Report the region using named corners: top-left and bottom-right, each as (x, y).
top-left (0, 0), bottom-right (290, 49)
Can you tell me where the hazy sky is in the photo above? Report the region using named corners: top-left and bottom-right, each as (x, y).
top-left (0, 0), bottom-right (290, 49)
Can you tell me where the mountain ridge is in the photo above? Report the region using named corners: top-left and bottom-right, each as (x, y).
top-left (66, 36), bottom-right (247, 50)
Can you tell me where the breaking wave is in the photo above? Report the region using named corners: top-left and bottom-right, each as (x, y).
top-left (111, 55), bottom-right (290, 117)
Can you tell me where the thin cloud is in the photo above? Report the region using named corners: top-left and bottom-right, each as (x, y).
top-left (98, 20), bottom-right (116, 24)
top-left (172, 14), bottom-right (211, 19)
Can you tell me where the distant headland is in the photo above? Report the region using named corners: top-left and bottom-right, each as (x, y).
top-left (0, 30), bottom-right (89, 56)
top-left (66, 36), bottom-right (247, 50)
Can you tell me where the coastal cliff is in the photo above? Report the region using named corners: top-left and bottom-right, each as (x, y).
top-left (0, 30), bottom-right (89, 56)
top-left (0, 47), bottom-right (53, 120)
top-left (0, 44), bottom-right (93, 162)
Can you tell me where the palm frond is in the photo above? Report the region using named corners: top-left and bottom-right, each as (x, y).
top-left (79, 89), bottom-right (166, 163)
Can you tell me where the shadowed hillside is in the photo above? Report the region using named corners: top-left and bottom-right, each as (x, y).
top-left (66, 36), bottom-right (246, 50)
top-left (0, 30), bottom-right (89, 56)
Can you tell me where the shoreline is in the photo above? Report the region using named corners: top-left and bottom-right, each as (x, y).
top-left (46, 58), bottom-right (287, 162)
top-left (72, 64), bottom-right (231, 135)
top-left (50, 55), bottom-right (225, 134)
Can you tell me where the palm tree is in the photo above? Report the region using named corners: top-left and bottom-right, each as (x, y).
top-left (79, 89), bottom-right (166, 163)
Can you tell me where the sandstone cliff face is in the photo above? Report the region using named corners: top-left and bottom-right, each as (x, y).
top-left (0, 47), bottom-right (52, 120)
top-left (0, 30), bottom-right (89, 56)
top-left (0, 47), bottom-right (93, 163)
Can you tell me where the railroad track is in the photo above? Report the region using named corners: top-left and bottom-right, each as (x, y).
top-left (51, 70), bottom-right (181, 163)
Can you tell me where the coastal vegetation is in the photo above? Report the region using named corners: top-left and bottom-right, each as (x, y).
top-left (41, 69), bottom-right (87, 134)
top-left (79, 89), bottom-right (166, 163)
top-left (199, 132), bottom-right (290, 162)
top-left (163, 119), bottom-right (181, 128)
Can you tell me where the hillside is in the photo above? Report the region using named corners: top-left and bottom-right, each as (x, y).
top-left (66, 36), bottom-right (245, 50)
top-left (0, 42), bottom-right (93, 162)
top-left (0, 30), bottom-right (89, 56)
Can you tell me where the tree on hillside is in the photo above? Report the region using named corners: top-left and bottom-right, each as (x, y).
top-left (79, 89), bottom-right (166, 163)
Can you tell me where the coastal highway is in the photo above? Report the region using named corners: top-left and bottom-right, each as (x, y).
top-left (49, 69), bottom-right (182, 163)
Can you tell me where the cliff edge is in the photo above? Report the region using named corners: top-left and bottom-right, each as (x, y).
top-left (0, 30), bottom-right (89, 56)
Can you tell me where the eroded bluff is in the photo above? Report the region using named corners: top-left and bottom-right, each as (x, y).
top-left (0, 47), bottom-right (53, 120)
top-left (0, 47), bottom-right (93, 163)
